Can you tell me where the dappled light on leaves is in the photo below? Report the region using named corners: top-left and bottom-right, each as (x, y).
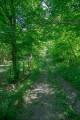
top-left (0, 0), bottom-right (80, 119)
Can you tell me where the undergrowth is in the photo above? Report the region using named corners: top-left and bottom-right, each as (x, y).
top-left (0, 58), bottom-right (46, 120)
top-left (0, 68), bottom-right (40, 120)
top-left (52, 57), bottom-right (80, 91)
top-left (47, 60), bottom-right (80, 120)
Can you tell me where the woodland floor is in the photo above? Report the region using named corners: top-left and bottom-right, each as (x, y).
top-left (11, 59), bottom-right (80, 119)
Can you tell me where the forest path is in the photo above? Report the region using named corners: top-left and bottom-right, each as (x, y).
top-left (26, 71), bottom-right (56, 120)
top-left (17, 59), bottom-right (80, 120)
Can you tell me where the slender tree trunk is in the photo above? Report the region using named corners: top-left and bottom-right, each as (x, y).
top-left (28, 52), bottom-right (32, 71)
top-left (23, 61), bottom-right (25, 77)
top-left (9, 66), bottom-right (12, 82)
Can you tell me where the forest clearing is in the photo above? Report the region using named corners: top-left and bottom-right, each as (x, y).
top-left (0, 0), bottom-right (80, 120)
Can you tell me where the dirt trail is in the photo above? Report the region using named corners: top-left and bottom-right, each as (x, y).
top-left (23, 71), bottom-right (58, 120)
top-left (17, 60), bottom-right (80, 120)
top-left (18, 61), bottom-right (65, 120)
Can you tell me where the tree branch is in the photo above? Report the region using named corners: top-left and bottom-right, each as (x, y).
top-left (40, 22), bottom-right (80, 25)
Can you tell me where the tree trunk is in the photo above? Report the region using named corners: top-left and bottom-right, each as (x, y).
top-left (11, 0), bottom-right (19, 81)
top-left (28, 52), bottom-right (32, 71)
top-left (12, 40), bottom-right (18, 80)
top-left (23, 61), bottom-right (25, 77)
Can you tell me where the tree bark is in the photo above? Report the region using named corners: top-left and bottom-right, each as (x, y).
top-left (28, 52), bottom-right (32, 71)
top-left (23, 61), bottom-right (25, 77)
top-left (10, 0), bottom-right (19, 80)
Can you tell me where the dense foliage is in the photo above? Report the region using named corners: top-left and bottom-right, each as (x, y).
top-left (0, 0), bottom-right (80, 119)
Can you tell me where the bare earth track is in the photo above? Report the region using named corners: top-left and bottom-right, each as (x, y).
top-left (17, 59), bottom-right (80, 120)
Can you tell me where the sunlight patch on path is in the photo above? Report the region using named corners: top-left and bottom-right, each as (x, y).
top-left (22, 70), bottom-right (64, 120)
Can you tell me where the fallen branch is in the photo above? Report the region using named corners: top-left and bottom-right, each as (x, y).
top-left (20, 72), bottom-right (32, 83)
